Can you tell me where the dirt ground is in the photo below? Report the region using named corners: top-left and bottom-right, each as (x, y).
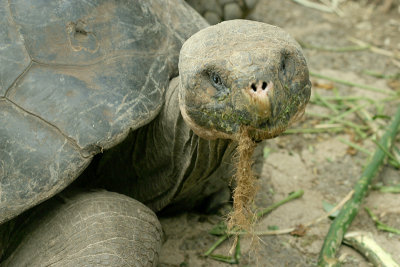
top-left (158, 1), bottom-right (400, 266)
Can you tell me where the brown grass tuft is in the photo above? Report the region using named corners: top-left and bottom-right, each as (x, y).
top-left (228, 126), bottom-right (258, 232)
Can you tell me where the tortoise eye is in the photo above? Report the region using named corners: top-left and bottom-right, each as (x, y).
top-left (210, 72), bottom-right (223, 87)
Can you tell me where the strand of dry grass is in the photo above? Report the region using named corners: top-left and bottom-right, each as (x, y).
top-left (311, 72), bottom-right (396, 95)
top-left (291, 0), bottom-right (344, 15)
top-left (291, 0), bottom-right (335, 12)
top-left (348, 37), bottom-right (400, 60)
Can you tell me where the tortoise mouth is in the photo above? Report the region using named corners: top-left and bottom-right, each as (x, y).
top-left (246, 104), bottom-right (307, 142)
top-left (180, 96), bottom-right (307, 142)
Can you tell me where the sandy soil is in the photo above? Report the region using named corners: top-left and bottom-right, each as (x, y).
top-left (159, 1), bottom-right (400, 266)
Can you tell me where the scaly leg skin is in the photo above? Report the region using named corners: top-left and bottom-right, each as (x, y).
top-left (186, 0), bottom-right (259, 24)
top-left (1, 189), bottom-right (162, 267)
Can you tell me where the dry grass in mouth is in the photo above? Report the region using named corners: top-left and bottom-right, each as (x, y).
top-left (228, 126), bottom-right (258, 233)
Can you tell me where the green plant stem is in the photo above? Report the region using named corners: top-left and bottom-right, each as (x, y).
top-left (209, 254), bottom-right (238, 264)
top-left (235, 235), bottom-right (241, 261)
top-left (311, 96), bottom-right (372, 102)
top-left (284, 127), bottom-right (344, 134)
top-left (337, 137), bottom-right (372, 156)
top-left (365, 207), bottom-right (400, 235)
top-left (307, 112), bottom-right (368, 138)
top-left (372, 184), bottom-right (400, 193)
top-left (318, 106), bottom-right (400, 267)
top-left (204, 235), bottom-right (229, 256)
top-left (299, 41), bottom-right (369, 52)
top-left (208, 236), bottom-right (241, 264)
top-left (355, 108), bottom-right (379, 134)
top-left (314, 92), bottom-right (340, 114)
top-left (363, 70), bottom-right (400, 79)
top-left (310, 72), bottom-right (396, 95)
top-left (256, 190), bottom-right (304, 218)
top-left (372, 139), bottom-right (400, 167)
top-left (327, 103), bottom-right (368, 125)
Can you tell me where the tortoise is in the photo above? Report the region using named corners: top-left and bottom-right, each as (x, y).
top-left (0, 0), bottom-right (311, 265)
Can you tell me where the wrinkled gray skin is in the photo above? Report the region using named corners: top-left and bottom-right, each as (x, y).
top-left (0, 0), bottom-right (310, 265)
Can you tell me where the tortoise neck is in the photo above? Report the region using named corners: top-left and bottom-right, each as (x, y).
top-left (85, 77), bottom-right (235, 213)
top-left (133, 77), bottom-right (236, 212)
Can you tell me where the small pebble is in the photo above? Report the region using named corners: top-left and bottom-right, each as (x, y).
top-left (204, 11), bottom-right (222, 25)
top-left (245, 0), bottom-right (258, 9)
top-left (218, 0), bottom-right (234, 6)
top-left (384, 37), bottom-right (390, 46)
top-left (202, 0), bottom-right (223, 17)
top-left (224, 2), bottom-right (243, 20)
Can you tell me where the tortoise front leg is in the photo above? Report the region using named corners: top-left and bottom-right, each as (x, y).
top-left (1, 189), bottom-right (162, 267)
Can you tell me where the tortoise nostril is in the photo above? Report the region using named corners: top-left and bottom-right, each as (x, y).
top-left (251, 83), bottom-right (257, 92)
top-left (262, 81), bottom-right (267, 90)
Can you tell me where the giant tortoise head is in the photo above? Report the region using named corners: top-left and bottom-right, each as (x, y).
top-left (179, 20), bottom-right (311, 141)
